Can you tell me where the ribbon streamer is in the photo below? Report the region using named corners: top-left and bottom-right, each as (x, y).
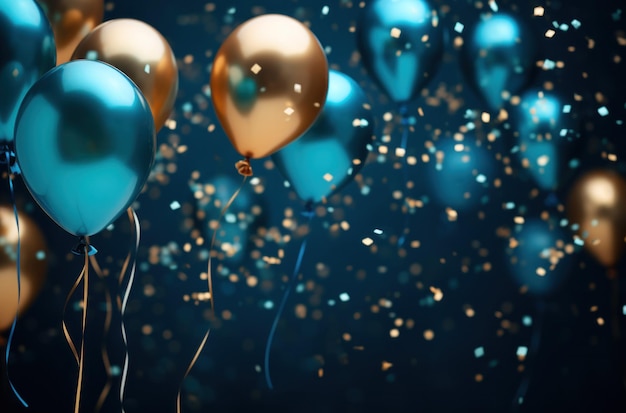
top-left (176, 176), bottom-right (248, 413)
top-left (264, 202), bottom-right (315, 389)
top-left (397, 104), bottom-right (411, 247)
top-left (511, 300), bottom-right (545, 411)
top-left (118, 208), bottom-right (140, 413)
top-left (88, 254), bottom-right (113, 413)
top-left (3, 148), bottom-right (28, 406)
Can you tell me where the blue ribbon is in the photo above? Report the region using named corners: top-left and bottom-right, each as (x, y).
top-left (3, 147), bottom-right (28, 407)
top-left (397, 104), bottom-right (411, 247)
top-left (264, 202), bottom-right (315, 389)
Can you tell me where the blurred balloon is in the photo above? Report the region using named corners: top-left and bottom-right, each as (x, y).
top-left (0, 205), bottom-right (48, 332)
top-left (566, 169), bottom-right (626, 269)
top-left (505, 218), bottom-right (572, 297)
top-left (357, 0), bottom-right (443, 104)
top-left (210, 14), bottom-right (328, 160)
top-left (460, 13), bottom-right (536, 112)
top-left (36, 0), bottom-right (104, 64)
top-left (190, 175), bottom-right (259, 264)
top-left (272, 70), bottom-right (373, 203)
top-left (512, 90), bottom-right (578, 191)
top-left (72, 18), bottom-right (179, 132)
top-left (0, 0), bottom-right (56, 143)
top-left (14, 60), bottom-right (155, 236)
top-left (426, 135), bottom-right (495, 211)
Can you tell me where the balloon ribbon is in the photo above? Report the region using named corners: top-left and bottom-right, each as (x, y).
top-left (176, 168), bottom-right (248, 413)
top-left (64, 237), bottom-right (94, 413)
top-left (88, 253), bottom-right (112, 413)
top-left (264, 201), bottom-right (315, 389)
top-left (607, 269), bottom-right (626, 392)
top-left (511, 300), bottom-right (545, 411)
top-left (397, 105), bottom-right (411, 247)
top-left (118, 208), bottom-right (140, 413)
top-left (3, 147), bottom-right (27, 406)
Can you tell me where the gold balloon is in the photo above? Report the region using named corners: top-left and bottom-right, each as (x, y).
top-left (0, 205), bottom-right (48, 332)
top-left (210, 14), bottom-right (329, 159)
top-left (71, 18), bottom-right (179, 132)
top-left (36, 0), bottom-right (104, 65)
top-left (566, 169), bottom-right (626, 269)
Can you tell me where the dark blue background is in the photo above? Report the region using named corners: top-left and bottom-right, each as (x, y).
top-left (2, 0), bottom-right (626, 412)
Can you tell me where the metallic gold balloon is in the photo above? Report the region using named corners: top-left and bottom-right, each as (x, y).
top-left (0, 205), bottom-right (48, 332)
top-left (210, 14), bottom-right (329, 159)
top-left (71, 18), bottom-right (179, 132)
top-left (36, 0), bottom-right (104, 64)
top-left (566, 169), bottom-right (626, 268)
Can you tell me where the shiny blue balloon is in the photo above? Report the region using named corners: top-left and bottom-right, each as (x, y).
top-left (357, 0), bottom-right (443, 104)
top-left (0, 0), bottom-right (56, 143)
top-left (460, 13), bottom-right (536, 111)
top-left (505, 218), bottom-right (573, 297)
top-left (272, 70), bottom-right (373, 203)
top-left (512, 90), bottom-right (577, 191)
top-left (14, 60), bottom-right (155, 236)
top-left (426, 135), bottom-right (495, 211)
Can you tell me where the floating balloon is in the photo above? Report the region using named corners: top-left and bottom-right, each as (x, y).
top-left (36, 0), bottom-right (104, 64)
top-left (357, 0), bottom-right (443, 104)
top-left (426, 135), bottom-right (495, 211)
top-left (72, 18), bottom-right (179, 132)
top-left (210, 14), bottom-right (328, 161)
top-left (0, 0), bottom-right (56, 143)
top-left (566, 169), bottom-right (626, 269)
top-left (0, 205), bottom-right (48, 332)
top-left (460, 13), bottom-right (536, 111)
top-left (505, 218), bottom-right (572, 297)
top-left (272, 70), bottom-right (373, 203)
top-left (512, 90), bottom-right (578, 191)
top-left (14, 60), bottom-right (155, 236)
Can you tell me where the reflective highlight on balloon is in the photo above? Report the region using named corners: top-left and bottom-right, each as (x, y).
top-left (461, 13), bottom-right (536, 111)
top-left (513, 90), bottom-right (578, 191)
top-left (36, 0), bottom-right (104, 64)
top-left (505, 218), bottom-right (572, 297)
top-left (210, 14), bottom-right (329, 159)
top-left (566, 169), bottom-right (626, 269)
top-left (426, 135), bottom-right (495, 211)
top-left (0, 0), bottom-right (56, 143)
top-left (72, 18), bottom-right (179, 132)
top-left (0, 206), bottom-right (48, 332)
top-left (14, 60), bottom-right (156, 236)
top-left (357, 0), bottom-right (443, 104)
top-left (272, 70), bottom-right (373, 203)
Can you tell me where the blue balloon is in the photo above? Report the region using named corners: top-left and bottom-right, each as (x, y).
top-left (505, 218), bottom-right (573, 297)
top-left (14, 60), bottom-right (155, 236)
top-left (0, 0), bottom-right (56, 143)
top-left (272, 70), bottom-right (373, 203)
top-left (512, 90), bottom-right (577, 191)
top-left (460, 13), bottom-right (536, 111)
top-left (426, 135), bottom-right (495, 211)
top-left (357, 0), bottom-right (443, 104)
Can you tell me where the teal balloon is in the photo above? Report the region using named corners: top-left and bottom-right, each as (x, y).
top-left (513, 90), bottom-right (577, 191)
top-left (426, 135), bottom-right (495, 211)
top-left (461, 13), bottom-right (536, 111)
top-left (357, 0), bottom-right (443, 104)
top-left (14, 60), bottom-right (155, 236)
top-left (0, 0), bottom-right (56, 143)
top-left (505, 218), bottom-right (572, 297)
top-left (272, 70), bottom-right (373, 203)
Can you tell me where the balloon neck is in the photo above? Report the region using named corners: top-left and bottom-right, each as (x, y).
top-left (71, 236), bottom-right (98, 256)
top-left (606, 267), bottom-right (618, 280)
top-left (301, 201), bottom-right (315, 218)
top-left (397, 104), bottom-right (410, 125)
top-left (235, 158), bottom-right (253, 177)
top-left (0, 145), bottom-right (20, 175)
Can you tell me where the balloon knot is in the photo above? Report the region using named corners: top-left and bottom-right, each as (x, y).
top-left (71, 237), bottom-right (98, 256)
top-left (235, 158), bottom-right (253, 177)
top-left (1, 146), bottom-right (20, 175)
